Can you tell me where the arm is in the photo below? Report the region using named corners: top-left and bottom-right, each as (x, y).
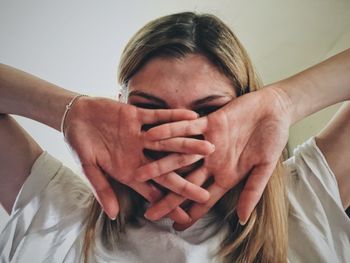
top-left (0, 64), bottom-right (211, 221)
top-left (274, 49), bottom-right (350, 208)
top-left (275, 48), bottom-right (350, 124)
top-left (142, 48), bottom-right (350, 228)
top-left (0, 64), bottom-right (76, 214)
top-left (0, 64), bottom-right (78, 130)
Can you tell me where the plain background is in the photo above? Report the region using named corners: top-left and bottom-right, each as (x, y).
top-left (1, 0), bottom-right (350, 231)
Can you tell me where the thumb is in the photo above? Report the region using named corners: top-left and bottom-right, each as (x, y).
top-left (82, 163), bottom-right (120, 220)
top-left (236, 164), bottom-right (274, 225)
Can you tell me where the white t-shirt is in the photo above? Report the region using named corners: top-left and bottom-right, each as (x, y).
top-left (0, 137), bottom-right (349, 262)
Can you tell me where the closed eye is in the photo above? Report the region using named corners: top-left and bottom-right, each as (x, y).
top-left (133, 103), bottom-right (223, 117)
top-left (194, 106), bottom-right (222, 117)
top-left (132, 103), bottom-right (164, 110)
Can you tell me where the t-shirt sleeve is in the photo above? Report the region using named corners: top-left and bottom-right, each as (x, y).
top-left (0, 152), bottom-right (92, 261)
top-left (285, 137), bottom-right (343, 208)
top-left (285, 137), bottom-right (350, 263)
top-left (10, 151), bottom-right (63, 215)
top-left (11, 151), bottom-right (91, 215)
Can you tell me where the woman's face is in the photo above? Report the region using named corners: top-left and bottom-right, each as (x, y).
top-left (128, 53), bottom-right (236, 117)
top-left (127, 53), bottom-right (236, 176)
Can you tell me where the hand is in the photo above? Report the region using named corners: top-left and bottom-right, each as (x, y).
top-left (63, 97), bottom-right (214, 220)
top-left (139, 87), bottom-right (292, 228)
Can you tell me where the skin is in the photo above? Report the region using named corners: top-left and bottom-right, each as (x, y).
top-left (140, 49), bottom-right (350, 228)
top-left (130, 54), bottom-right (291, 228)
top-left (128, 53), bottom-right (236, 190)
top-left (1, 48), bottom-right (349, 230)
top-left (0, 64), bottom-right (213, 223)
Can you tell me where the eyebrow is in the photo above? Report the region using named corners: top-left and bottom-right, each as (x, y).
top-left (129, 91), bottom-right (167, 106)
top-left (128, 90), bottom-right (232, 107)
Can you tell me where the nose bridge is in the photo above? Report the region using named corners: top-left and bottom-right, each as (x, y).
top-left (166, 89), bottom-right (193, 110)
top-left (166, 78), bottom-right (199, 109)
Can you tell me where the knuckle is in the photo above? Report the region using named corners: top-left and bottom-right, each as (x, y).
top-left (118, 173), bottom-right (132, 184)
top-left (181, 138), bottom-right (189, 150)
top-left (177, 154), bottom-right (187, 166)
top-left (164, 199), bottom-right (175, 211)
top-left (184, 122), bottom-right (193, 134)
top-left (154, 161), bottom-right (164, 175)
top-left (94, 184), bottom-right (109, 194)
top-left (163, 174), bottom-right (174, 185)
top-left (158, 140), bottom-right (167, 150)
top-left (178, 181), bottom-right (190, 196)
top-left (203, 202), bottom-right (212, 210)
top-left (213, 113), bottom-right (227, 131)
top-left (158, 194), bottom-right (177, 211)
top-left (168, 124), bottom-right (175, 138)
top-left (155, 175), bottom-right (166, 185)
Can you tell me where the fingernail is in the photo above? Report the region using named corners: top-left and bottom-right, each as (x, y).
top-left (185, 217), bottom-right (192, 224)
top-left (144, 212), bottom-right (150, 219)
top-left (144, 214), bottom-right (155, 221)
top-left (239, 219), bottom-right (247, 226)
top-left (210, 143), bottom-right (215, 151)
top-left (144, 211), bottom-right (154, 220)
top-left (199, 190), bottom-right (210, 203)
top-left (136, 175), bottom-right (147, 182)
top-left (108, 210), bottom-right (118, 221)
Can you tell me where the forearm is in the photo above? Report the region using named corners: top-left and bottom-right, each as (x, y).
top-left (0, 64), bottom-right (79, 130)
top-left (270, 48), bottom-right (350, 124)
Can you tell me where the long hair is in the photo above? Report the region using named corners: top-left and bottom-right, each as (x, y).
top-left (83, 12), bottom-right (288, 263)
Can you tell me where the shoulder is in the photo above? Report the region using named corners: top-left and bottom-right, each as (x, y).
top-left (284, 137), bottom-right (350, 262)
top-left (0, 152), bottom-right (93, 262)
top-left (284, 137), bottom-right (342, 206)
top-left (12, 151), bottom-right (92, 215)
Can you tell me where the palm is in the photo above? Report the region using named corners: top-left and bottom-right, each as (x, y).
top-left (143, 87), bottom-right (291, 228)
top-left (64, 97), bottom-right (212, 220)
top-left (206, 94), bottom-right (289, 188)
top-left (66, 99), bottom-right (144, 180)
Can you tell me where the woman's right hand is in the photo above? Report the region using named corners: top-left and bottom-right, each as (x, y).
top-left (139, 86), bottom-right (292, 227)
top-left (63, 97), bottom-right (214, 220)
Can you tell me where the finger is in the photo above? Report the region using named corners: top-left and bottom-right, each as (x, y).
top-left (129, 181), bottom-right (163, 203)
top-left (82, 164), bottom-right (119, 220)
top-left (236, 164), bottom-right (274, 225)
top-left (152, 171), bottom-right (210, 203)
top-left (144, 167), bottom-right (209, 220)
top-left (165, 207), bottom-right (192, 225)
top-left (173, 182), bottom-right (227, 231)
top-left (136, 153), bottom-right (204, 181)
top-left (144, 137), bottom-right (215, 155)
top-left (144, 117), bottom-right (208, 141)
top-left (139, 108), bottom-right (198, 124)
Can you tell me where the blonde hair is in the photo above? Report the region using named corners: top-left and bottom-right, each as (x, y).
top-left (83, 12), bottom-right (288, 263)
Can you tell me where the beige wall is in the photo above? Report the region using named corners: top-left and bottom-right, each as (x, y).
top-left (1, 0), bottom-right (349, 231)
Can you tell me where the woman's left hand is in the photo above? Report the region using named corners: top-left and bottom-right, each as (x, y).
top-left (137, 86), bottom-right (292, 229)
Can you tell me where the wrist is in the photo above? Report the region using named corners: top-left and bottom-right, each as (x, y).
top-left (62, 95), bottom-right (91, 137)
top-left (264, 83), bottom-right (295, 126)
top-left (266, 76), bottom-right (317, 125)
top-left (60, 94), bottom-right (88, 136)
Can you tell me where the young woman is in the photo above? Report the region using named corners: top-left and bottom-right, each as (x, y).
top-left (0, 12), bottom-right (349, 263)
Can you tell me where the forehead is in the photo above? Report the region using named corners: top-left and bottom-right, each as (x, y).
top-left (127, 54), bottom-right (236, 104)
